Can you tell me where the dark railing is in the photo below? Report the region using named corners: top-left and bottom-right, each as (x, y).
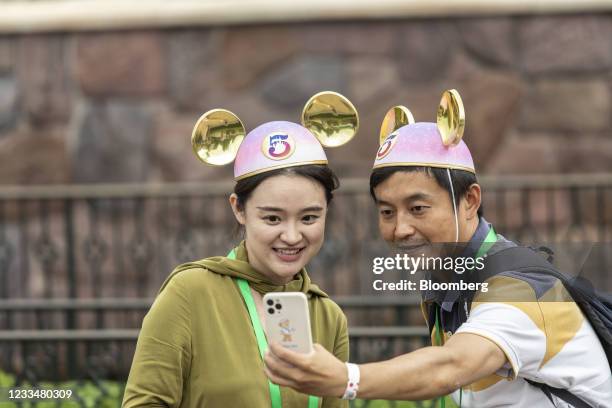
top-left (0, 174), bottom-right (611, 407)
top-left (1, 174), bottom-right (610, 301)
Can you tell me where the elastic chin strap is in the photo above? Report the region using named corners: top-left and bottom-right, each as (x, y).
top-left (446, 168), bottom-right (459, 243)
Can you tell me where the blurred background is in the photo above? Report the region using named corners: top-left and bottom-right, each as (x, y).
top-left (0, 0), bottom-right (611, 407)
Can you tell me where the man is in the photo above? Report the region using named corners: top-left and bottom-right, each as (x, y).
top-left (264, 91), bottom-right (611, 407)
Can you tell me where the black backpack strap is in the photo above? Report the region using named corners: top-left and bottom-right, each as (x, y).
top-left (525, 379), bottom-right (593, 408)
top-left (479, 246), bottom-right (555, 280)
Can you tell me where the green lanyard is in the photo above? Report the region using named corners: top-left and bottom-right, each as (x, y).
top-left (435, 226), bottom-right (497, 408)
top-left (434, 307), bottom-right (445, 408)
top-left (475, 226), bottom-right (497, 260)
top-left (228, 249), bottom-right (320, 408)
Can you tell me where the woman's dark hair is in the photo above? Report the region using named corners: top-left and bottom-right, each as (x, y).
top-left (369, 166), bottom-right (484, 217)
top-left (234, 164), bottom-right (340, 211)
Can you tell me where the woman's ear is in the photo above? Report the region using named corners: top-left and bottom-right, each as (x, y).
top-left (463, 183), bottom-right (481, 221)
top-left (229, 194), bottom-right (246, 225)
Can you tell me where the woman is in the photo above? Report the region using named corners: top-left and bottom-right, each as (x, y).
top-left (122, 92), bottom-right (359, 407)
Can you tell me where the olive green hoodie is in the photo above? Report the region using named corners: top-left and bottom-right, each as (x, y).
top-left (123, 242), bottom-right (349, 408)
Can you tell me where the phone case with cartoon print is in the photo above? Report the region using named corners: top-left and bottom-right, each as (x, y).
top-left (263, 292), bottom-right (313, 354)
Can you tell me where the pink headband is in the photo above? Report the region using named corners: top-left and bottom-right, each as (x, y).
top-left (234, 121), bottom-right (327, 180)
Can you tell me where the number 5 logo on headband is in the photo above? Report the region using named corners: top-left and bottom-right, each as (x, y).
top-left (263, 133), bottom-right (295, 160)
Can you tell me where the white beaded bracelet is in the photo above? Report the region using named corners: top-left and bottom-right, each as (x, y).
top-left (341, 362), bottom-right (360, 400)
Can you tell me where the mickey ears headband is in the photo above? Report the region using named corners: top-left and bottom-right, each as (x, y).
top-left (191, 91), bottom-right (359, 167)
top-left (373, 89), bottom-right (474, 173)
top-left (378, 89), bottom-right (465, 146)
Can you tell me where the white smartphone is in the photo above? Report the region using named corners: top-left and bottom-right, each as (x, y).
top-left (263, 292), bottom-right (313, 354)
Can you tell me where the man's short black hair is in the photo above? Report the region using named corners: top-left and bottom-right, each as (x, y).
top-left (369, 166), bottom-right (484, 218)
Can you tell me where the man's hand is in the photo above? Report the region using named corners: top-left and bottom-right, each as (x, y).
top-left (265, 333), bottom-right (507, 401)
top-left (264, 342), bottom-right (347, 397)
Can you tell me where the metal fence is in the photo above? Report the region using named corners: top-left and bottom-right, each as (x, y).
top-left (0, 174), bottom-right (611, 407)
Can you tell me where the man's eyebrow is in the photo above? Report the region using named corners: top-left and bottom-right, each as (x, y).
top-left (376, 193), bottom-right (433, 206)
top-left (404, 193), bottom-right (434, 202)
top-left (375, 199), bottom-right (394, 207)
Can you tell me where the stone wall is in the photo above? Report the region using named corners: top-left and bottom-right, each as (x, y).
top-left (0, 14), bottom-right (611, 185)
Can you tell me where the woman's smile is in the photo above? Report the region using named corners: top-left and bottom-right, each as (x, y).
top-left (273, 246), bottom-right (306, 262)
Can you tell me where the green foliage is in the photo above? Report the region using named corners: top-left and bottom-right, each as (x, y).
top-left (1, 370), bottom-right (457, 408)
top-left (0, 371), bottom-right (123, 408)
top-left (351, 398), bottom-right (459, 408)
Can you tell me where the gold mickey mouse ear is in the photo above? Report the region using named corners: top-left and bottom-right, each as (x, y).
top-left (191, 109), bottom-right (246, 166)
top-left (436, 89), bottom-right (465, 147)
top-left (379, 105), bottom-right (415, 145)
top-left (301, 91), bottom-right (359, 148)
